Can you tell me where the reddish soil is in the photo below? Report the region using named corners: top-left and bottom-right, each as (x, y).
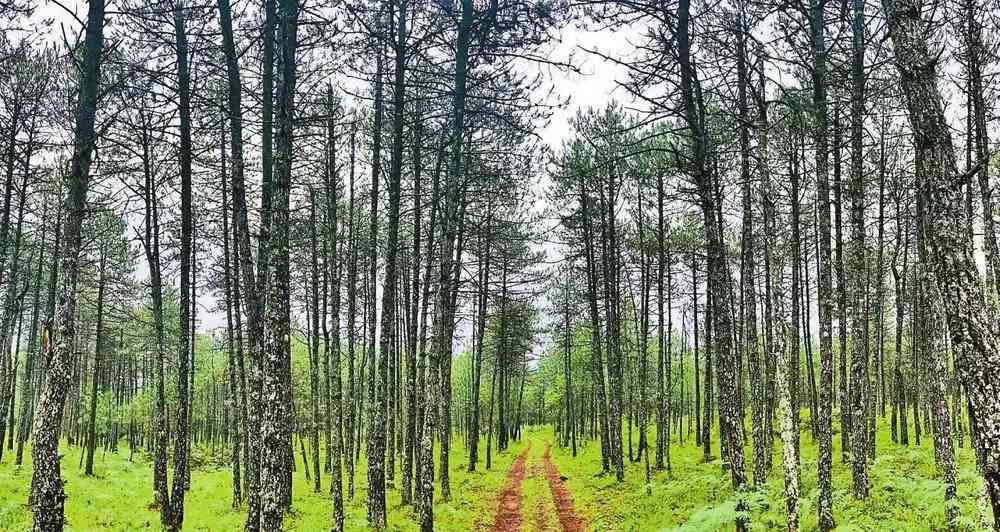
top-left (542, 443), bottom-right (586, 532)
top-left (491, 442), bottom-right (533, 532)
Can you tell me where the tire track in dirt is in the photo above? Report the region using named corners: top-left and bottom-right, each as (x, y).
top-left (491, 441), bottom-right (533, 532)
top-left (542, 442), bottom-right (586, 532)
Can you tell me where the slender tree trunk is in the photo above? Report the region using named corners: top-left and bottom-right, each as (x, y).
top-left (84, 248), bottom-right (107, 476)
top-left (419, 1), bottom-right (477, 528)
top-left (892, 200), bottom-right (911, 447)
top-left (916, 196), bottom-right (960, 527)
top-left (220, 129), bottom-right (243, 506)
top-left (848, 0), bottom-right (870, 499)
top-left (677, 0), bottom-right (748, 524)
top-left (364, 12), bottom-right (388, 529)
top-left (309, 191), bottom-right (322, 493)
top-left (338, 122), bottom-right (357, 502)
top-left (15, 204), bottom-right (46, 467)
top-left (402, 109), bottom-right (423, 506)
top-left (167, 6), bottom-right (193, 528)
top-left (324, 88), bottom-right (345, 532)
top-left (578, 173), bottom-right (611, 474)
top-left (789, 109), bottom-right (803, 471)
top-left (735, 8), bottom-right (764, 488)
top-left (469, 216), bottom-right (492, 470)
top-left (259, 0), bottom-right (299, 526)
top-left (833, 109), bottom-right (851, 463)
top-left (30, 0), bottom-right (105, 528)
top-left (564, 277), bottom-right (576, 457)
top-left (757, 63), bottom-right (777, 473)
top-left (774, 255), bottom-right (799, 532)
top-left (656, 161), bottom-right (667, 471)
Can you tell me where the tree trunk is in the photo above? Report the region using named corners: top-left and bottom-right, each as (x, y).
top-left (364, 11), bottom-right (388, 527)
top-left (677, 0), bottom-right (748, 523)
top-left (789, 109), bottom-right (803, 471)
top-left (736, 7), bottom-right (764, 489)
top-left (309, 190), bottom-right (322, 493)
top-left (84, 248), bottom-right (107, 476)
top-left (324, 88), bottom-right (345, 531)
top-left (470, 216), bottom-right (492, 470)
top-left (168, 6), bottom-right (193, 527)
top-left (578, 172), bottom-right (611, 474)
top-left (15, 204), bottom-right (46, 467)
top-left (259, 0), bottom-right (299, 526)
top-left (883, 0), bottom-right (1000, 524)
top-left (656, 155), bottom-right (668, 471)
top-left (220, 126), bottom-right (243, 506)
top-left (833, 109), bottom-right (851, 464)
top-left (30, 0), bottom-right (105, 528)
top-left (848, 0), bottom-right (870, 500)
top-left (419, 0), bottom-right (476, 528)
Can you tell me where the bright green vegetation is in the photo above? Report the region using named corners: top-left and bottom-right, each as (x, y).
top-left (0, 436), bottom-right (530, 531)
top-left (547, 418), bottom-right (988, 531)
top-left (0, 421), bottom-right (986, 530)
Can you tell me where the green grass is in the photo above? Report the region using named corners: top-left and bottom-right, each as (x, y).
top-left (0, 436), bottom-right (530, 531)
top-left (547, 414), bottom-right (991, 531)
top-left (1, 418), bottom-right (991, 531)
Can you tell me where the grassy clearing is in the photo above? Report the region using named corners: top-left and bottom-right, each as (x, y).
top-left (0, 436), bottom-right (531, 531)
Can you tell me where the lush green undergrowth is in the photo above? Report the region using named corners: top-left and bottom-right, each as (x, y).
top-left (1, 418), bottom-right (990, 531)
top-left (0, 436), bottom-right (530, 531)
top-left (547, 415), bottom-right (989, 531)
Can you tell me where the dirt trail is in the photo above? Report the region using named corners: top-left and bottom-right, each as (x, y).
top-left (542, 443), bottom-right (586, 532)
top-left (491, 442), bottom-right (533, 532)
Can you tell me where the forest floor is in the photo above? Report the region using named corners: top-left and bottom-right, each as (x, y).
top-left (546, 415), bottom-right (992, 531)
top-left (0, 435), bottom-right (531, 531)
top-left (0, 417), bottom-right (993, 531)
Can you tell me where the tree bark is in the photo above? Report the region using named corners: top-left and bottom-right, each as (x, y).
top-left (259, 0), bottom-right (299, 525)
top-left (419, 0), bottom-right (476, 528)
top-left (168, 5), bottom-right (193, 527)
top-left (365, 12), bottom-right (388, 528)
top-left (848, 0), bottom-right (870, 499)
top-left (883, 0), bottom-right (1000, 524)
top-left (324, 88), bottom-right (345, 532)
top-left (677, 0), bottom-right (748, 524)
top-left (30, 0), bottom-right (105, 528)
top-left (83, 247), bottom-right (107, 476)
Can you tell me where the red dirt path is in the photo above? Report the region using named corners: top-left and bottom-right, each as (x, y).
top-left (542, 443), bottom-right (586, 532)
top-left (491, 442), bottom-right (533, 532)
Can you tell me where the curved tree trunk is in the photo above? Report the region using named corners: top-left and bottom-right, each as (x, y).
top-left (883, 0), bottom-right (1000, 525)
